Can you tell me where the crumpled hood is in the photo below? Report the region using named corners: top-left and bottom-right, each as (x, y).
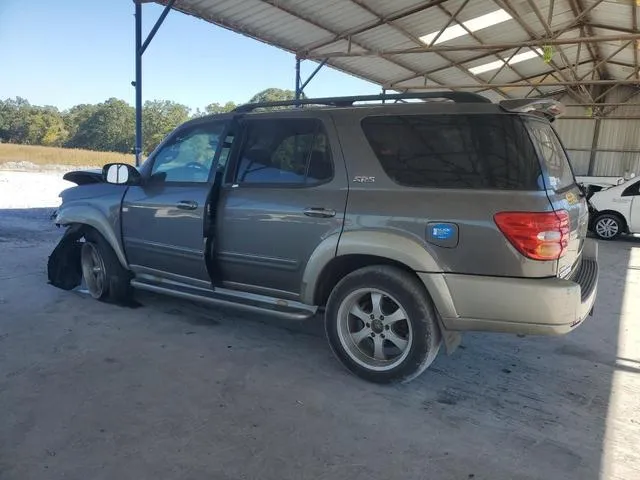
top-left (59, 182), bottom-right (127, 204)
top-left (63, 169), bottom-right (103, 186)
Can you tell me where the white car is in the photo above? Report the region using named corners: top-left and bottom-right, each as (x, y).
top-left (589, 176), bottom-right (640, 240)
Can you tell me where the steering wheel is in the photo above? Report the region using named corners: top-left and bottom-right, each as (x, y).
top-left (185, 162), bottom-right (207, 171)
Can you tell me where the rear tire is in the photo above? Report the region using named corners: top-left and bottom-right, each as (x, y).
top-left (593, 213), bottom-right (623, 240)
top-left (81, 230), bottom-right (132, 303)
top-left (325, 266), bottom-right (441, 384)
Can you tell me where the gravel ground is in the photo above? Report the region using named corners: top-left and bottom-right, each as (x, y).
top-left (1, 170), bottom-right (639, 480)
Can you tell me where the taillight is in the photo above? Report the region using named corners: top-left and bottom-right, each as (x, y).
top-left (494, 210), bottom-right (570, 261)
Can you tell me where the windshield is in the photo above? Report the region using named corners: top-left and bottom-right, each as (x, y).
top-left (525, 118), bottom-right (576, 191)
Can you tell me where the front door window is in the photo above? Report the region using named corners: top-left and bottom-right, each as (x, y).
top-left (151, 123), bottom-right (227, 183)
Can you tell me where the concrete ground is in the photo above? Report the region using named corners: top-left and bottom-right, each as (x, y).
top-left (1, 174), bottom-right (640, 479)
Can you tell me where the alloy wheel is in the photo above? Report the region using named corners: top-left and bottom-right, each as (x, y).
top-left (595, 217), bottom-right (619, 239)
top-left (81, 242), bottom-right (107, 299)
top-left (336, 288), bottom-right (413, 372)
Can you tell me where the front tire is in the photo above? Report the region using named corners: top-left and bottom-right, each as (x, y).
top-left (325, 266), bottom-right (441, 384)
top-left (81, 230), bottom-right (132, 303)
top-left (593, 213), bottom-right (623, 240)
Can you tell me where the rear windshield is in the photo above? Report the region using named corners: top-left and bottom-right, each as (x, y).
top-left (361, 114), bottom-right (541, 190)
top-left (525, 119), bottom-right (576, 191)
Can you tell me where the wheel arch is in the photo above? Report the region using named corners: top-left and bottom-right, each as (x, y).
top-left (55, 205), bottom-right (128, 268)
top-left (312, 254), bottom-right (416, 307)
top-left (301, 231), bottom-right (441, 306)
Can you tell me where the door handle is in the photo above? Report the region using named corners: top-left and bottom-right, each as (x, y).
top-left (303, 207), bottom-right (336, 218)
top-left (176, 200), bottom-right (198, 210)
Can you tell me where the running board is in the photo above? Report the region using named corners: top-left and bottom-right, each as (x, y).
top-left (130, 278), bottom-right (317, 321)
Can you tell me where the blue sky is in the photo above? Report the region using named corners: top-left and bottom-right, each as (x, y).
top-left (0, 0), bottom-right (379, 112)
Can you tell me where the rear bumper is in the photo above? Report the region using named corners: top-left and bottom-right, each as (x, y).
top-left (419, 239), bottom-right (599, 336)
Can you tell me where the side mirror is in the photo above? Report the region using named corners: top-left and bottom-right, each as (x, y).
top-left (102, 163), bottom-right (141, 185)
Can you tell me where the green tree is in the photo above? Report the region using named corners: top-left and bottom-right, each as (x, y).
top-left (0, 97), bottom-right (32, 143)
top-left (0, 99), bottom-right (67, 146)
top-left (25, 106), bottom-right (68, 146)
top-left (63, 104), bottom-right (98, 143)
top-left (67, 98), bottom-right (135, 153)
top-left (248, 88), bottom-right (302, 104)
top-left (142, 100), bottom-right (191, 153)
top-left (204, 101), bottom-right (237, 115)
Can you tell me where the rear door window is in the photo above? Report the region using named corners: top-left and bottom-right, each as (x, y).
top-left (361, 114), bottom-right (541, 190)
top-left (525, 119), bottom-right (576, 191)
top-left (234, 118), bottom-right (333, 186)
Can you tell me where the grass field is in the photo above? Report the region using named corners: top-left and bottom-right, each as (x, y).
top-left (0, 144), bottom-right (134, 168)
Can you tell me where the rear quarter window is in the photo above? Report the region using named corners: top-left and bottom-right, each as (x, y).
top-left (361, 114), bottom-right (541, 190)
top-left (525, 119), bottom-right (576, 192)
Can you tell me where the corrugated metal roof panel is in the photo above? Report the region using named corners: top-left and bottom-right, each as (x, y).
top-left (149, 0), bottom-right (638, 98)
top-left (608, 63), bottom-right (636, 78)
top-left (363, 0), bottom-right (429, 18)
top-left (591, 1), bottom-right (636, 30)
top-left (313, 40), bottom-right (368, 56)
top-left (353, 24), bottom-right (417, 51)
top-left (391, 53), bottom-right (452, 74)
top-left (395, 8), bottom-right (479, 49)
top-left (291, 0), bottom-right (378, 34)
top-left (428, 67), bottom-right (481, 86)
top-left (332, 56), bottom-right (417, 83)
top-left (599, 44), bottom-right (636, 65)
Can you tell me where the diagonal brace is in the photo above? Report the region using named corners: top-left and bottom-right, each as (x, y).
top-left (140, 0), bottom-right (176, 55)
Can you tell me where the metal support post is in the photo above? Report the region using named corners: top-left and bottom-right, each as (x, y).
top-left (382, 88), bottom-right (386, 104)
top-left (133, 0), bottom-right (175, 166)
top-left (587, 118), bottom-right (602, 175)
top-left (135, 0), bottom-right (143, 166)
top-left (295, 58), bottom-right (302, 100)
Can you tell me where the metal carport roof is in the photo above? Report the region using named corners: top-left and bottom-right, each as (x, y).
top-left (142, 0), bottom-right (639, 103)
top-left (132, 0), bottom-right (640, 164)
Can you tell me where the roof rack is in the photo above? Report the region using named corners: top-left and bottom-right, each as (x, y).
top-left (233, 91), bottom-right (492, 113)
top-left (499, 99), bottom-right (565, 122)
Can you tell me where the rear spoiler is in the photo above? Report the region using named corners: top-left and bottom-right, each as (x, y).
top-left (499, 99), bottom-right (565, 122)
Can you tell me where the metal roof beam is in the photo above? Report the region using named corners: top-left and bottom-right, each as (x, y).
top-left (524, 0), bottom-right (581, 83)
top-left (426, 0), bottom-right (470, 48)
top-left (578, 41), bottom-right (633, 82)
top-left (304, 33), bottom-right (640, 58)
top-left (385, 25), bottom-right (584, 88)
top-left (493, 0), bottom-right (589, 103)
top-left (547, 0), bottom-right (556, 27)
top-left (389, 55), bottom-right (596, 91)
top-left (594, 72), bottom-right (639, 102)
top-left (602, 89), bottom-right (640, 116)
top-left (301, 0), bottom-right (447, 56)
top-left (398, 79), bottom-right (640, 90)
top-left (472, 59), bottom-right (599, 96)
top-left (588, 23), bottom-right (638, 35)
top-left (564, 0), bottom-right (602, 77)
top-left (568, 0), bottom-right (610, 86)
top-left (431, 1), bottom-right (516, 98)
top-left (347, 0), bottom-right (513, 98)
top-left (521, 0), bottom-right (582, 98)
top-left (258, 0), bottom-right (444, 90)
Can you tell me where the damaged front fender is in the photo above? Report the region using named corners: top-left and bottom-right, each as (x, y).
top-left (54, 205), bottom-right (128, 269)
top-left (47, 225), bottom-right (84, 290)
